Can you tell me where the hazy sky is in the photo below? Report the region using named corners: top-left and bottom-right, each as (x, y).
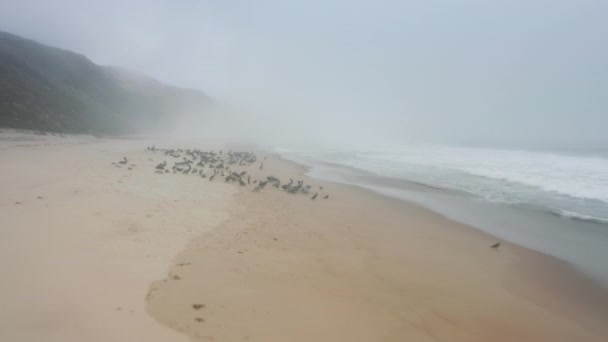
top-left (1, 0), bottom-right (607, 149)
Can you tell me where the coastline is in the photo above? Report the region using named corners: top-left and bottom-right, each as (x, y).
top-left (147, 150), bottom-right (608, 341)
top-left (283, 153), bottom-right (608, 286)
top-left (277, 154), bottom-right (608, 331)
top-left (1, 132), bottom-right (606, 341)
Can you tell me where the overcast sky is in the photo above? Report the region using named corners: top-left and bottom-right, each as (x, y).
top-left (1, 0), bottom-right (607, 149)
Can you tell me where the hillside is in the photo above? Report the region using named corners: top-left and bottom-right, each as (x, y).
top-left (0, 31), bottom-right (210, 134)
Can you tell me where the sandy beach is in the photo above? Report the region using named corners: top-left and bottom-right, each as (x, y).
top-left (1, 131), bottom-right (607, 341)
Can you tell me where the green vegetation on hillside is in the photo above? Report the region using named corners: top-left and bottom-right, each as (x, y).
top-left (0, 31), bottom-right (209, 134)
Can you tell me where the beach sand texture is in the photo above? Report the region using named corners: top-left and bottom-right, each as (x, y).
top-left (1, 132), bottom-right (607, 341)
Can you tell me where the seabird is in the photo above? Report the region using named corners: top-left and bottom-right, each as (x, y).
top-left (490, 242), bottom-right (501, 249)
top-left (324, 194), bottom-right (329, 199)
top-left (156, 161), bottom-right (167, 170)
top-left (282, 179), bottom-right (293, 190)
top-left (311, 193), bottom-right (318, 200)
top-left (119, 157), bottom-right (127, 165)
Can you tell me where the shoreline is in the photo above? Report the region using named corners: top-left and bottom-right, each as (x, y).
top-left (1, 132), bottom-right (606, 341)
top-left (280, 152), bottom-right (608, 286)
top-left (302, 161), bottom-right (608, 333)
top-left (275, 153), bottom-right (608, 310)
top-left (147, 148), bottom-right (608, 341)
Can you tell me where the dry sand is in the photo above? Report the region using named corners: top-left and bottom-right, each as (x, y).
top-left (0, 132), bottom-right (235, 341)
top-left (1, 131), bottom-right (607, 341)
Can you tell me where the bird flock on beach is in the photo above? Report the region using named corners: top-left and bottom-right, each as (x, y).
top-left (110, 147), bottom-right (508, 249)
top-left (114, 145), bottom-right (330, 200)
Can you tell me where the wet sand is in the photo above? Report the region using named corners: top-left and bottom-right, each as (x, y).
top-left (147, 152), bottom-right (608, 341)
top-left (1, 131), bottom-right (607, 341)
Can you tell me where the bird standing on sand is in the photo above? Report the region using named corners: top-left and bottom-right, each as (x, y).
top-left (282, 179), bottom-right (293, 190)
top-left (324, 194), bottom-right (329, 199)
top-left (156, 161), bottom-right (167, 170)
top-left (311, 193), bottom-right (318, 200)
top-left (119, 157), bottom-right (127, 165)
top-left (490, 242), bottom-right (501, 249)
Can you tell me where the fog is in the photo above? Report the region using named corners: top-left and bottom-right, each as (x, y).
top-left (1, 0), bottom-right (607, 150)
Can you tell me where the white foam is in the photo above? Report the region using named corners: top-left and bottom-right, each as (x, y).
top-left (359, 146), bottom-right (608, 204)
top-left (557, 210), bottom-right (608, 224)
top-left (277, 144), bottom-right (608, 223)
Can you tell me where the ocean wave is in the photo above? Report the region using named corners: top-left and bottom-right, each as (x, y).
top-left (277, 144), bottom-right (608, 224)
top-left (357, 146), bottom-right (608, 204)
top-left (553, 210), bottom-right (608, 225)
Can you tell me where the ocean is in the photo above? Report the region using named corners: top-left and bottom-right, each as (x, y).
top-left (275, 144), bottom-right (608, 285)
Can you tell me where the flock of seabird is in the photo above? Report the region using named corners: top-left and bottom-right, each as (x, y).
top-left (111, 147), bottom-right (506, 248)
top-left (114, 145), bottom-right (330, 200)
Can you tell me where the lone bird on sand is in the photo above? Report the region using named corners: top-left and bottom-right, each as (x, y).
top-left (119, 157), bottom-right (128, 165)
top-left (311, 193), bottom-right (318, 200)
top-left (490, 242), bottom-right (501, 249)
top-left (324, 194), bottom-right (329, 199)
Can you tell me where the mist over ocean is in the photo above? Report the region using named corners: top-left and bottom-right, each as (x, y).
top-left (277, 144), bottom-right (608, 283)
